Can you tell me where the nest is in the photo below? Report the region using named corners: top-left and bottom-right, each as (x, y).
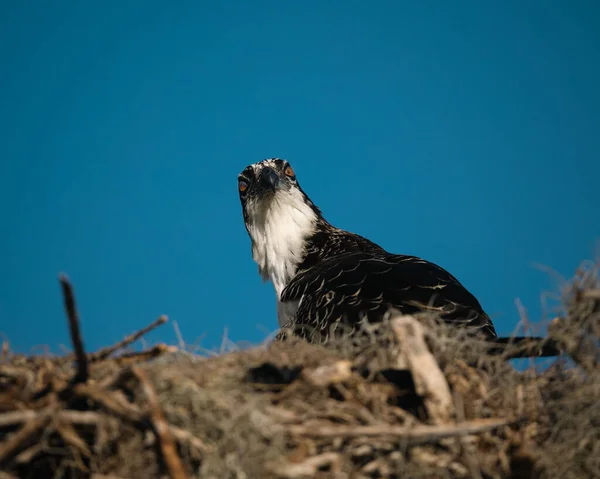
top-left (0, 264), bottom-right (599, 479)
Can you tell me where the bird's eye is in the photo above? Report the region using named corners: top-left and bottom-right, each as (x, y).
top-left (238, 179), bottom-right (248, 193)
top-left (284, 165), bottom-right (295, 178)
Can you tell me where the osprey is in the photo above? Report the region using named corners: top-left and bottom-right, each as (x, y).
top-left (238, 158), bottom-right (497, 342)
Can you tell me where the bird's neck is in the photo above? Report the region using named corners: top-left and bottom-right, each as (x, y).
top-left (248, 194), bottom-right (320, 297)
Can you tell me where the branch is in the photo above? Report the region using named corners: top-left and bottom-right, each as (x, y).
top-left (59, 274), bottom-right (89, 383)
top-left (114, 344), bottom-right (176, 365)
top-left (0, 410), bottom-right (116, 429)
top-left (389, 313), bottom-right (453, 423)
top-left (488, 336), bottom-right (562, 358)
top-left (583, 289), bottom-right (600, 300)
top-left (73, 383), bottom-right (145, 424)
top-left (288, 417), bottom-right (511, 444)
top-left (89, 316), bottom-right (168, 362)
top-left (131, 367), bottom-right (188, 479)
top-left (167, 425), bottom-right (212, 454)
top-left (0, 409), bottom-right (54, 464)
top-left (270, 452), bottom-right (340, 478)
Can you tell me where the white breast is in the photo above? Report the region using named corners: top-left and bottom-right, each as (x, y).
top-left (247, 188), bottom-right (317, 297)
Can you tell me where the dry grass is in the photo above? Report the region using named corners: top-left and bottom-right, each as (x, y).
top-left (0, 262), bottom-right (598, 479)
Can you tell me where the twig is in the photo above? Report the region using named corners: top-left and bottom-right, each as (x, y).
top-left (137, 422), bottom-right (212, 454)
top-left (0, 409), bottom-right (116, 428)
top-left (288, 417), bottom-right (512, 444)
top-left (488, 337), bottom-right (562, 358)
top-left (89, 316), bottom-right (169, 362)
top-left (270, 452), bottom-right (340, 478)
top-left (0, 409), bottom-right (53, 464)
top-left (0, 367), bottom-right (36, 397)
top-left (59, 274), bottom-right (89, 383)
top-left (583, 288), bottom-right (600, 300)
top-left (131, 367), bottom-right (188, 479)
top-left (14, 443), bottom-right (44, 464)
top-left (73, 383), bottom-right (145, 423)
top-left (302, 360), bottom-right (353, 387)
top-left (0, 410), bottom-right (38, 427)
top-left (114, 344), bottom-right (177, 365)
top-left (168, 424), bottom-right (212, 453)
top-left (172, 320), bottom-right (186, 350)
top-left (55, 419), bottom-right (91, 457)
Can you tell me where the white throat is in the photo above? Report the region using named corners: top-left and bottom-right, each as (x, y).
top-left (247, 188), bottom-right (318, 298)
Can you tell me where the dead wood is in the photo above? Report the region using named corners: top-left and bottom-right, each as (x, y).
top-left (59, 274), bottom-right (89, 383)
top-left (131, 367), bottom-right (188, 479)
top-left (0, 407), bottom-right (54, 465)
top-left (389, 313), bottom-right (453, 423)
top-left (89, 316), bottom-right (169, 362)
top-left (288, 417), bottom-right (511, 442)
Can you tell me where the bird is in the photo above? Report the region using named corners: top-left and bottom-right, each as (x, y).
top-left (237, 158), bottom-right (560, 356)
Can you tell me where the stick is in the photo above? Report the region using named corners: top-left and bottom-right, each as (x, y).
top-left (0, 409), bottom-right (53, 464)
top-left (0, 411), bottom-right (37, 427)
top-left (168, 425), bottom-right (212, 453)
top-left (583, 289), bottom-right (600, 300)
top-left (488, 336), bottom-right (562, 358)
top-left (55, 419), bottom-right (91, 457)
top-left (271, 452), bottom-right (340, 478)
top-left (131, 367), bottom-right (188, 479)
top-left (73, 383), bottom-right (145, 424)
top-left (288, 417), bottom-right (511, 444)
top-left (59, 274), bottom-right (89, 383)
top-left (389, 313), bottom-right (453, 423)
top-left (89, 316), bottom-right (169, 362)
top-left (0, 410), bottom-right (115, 428)
top-left (0, 409), bottom-right (210, 457)
top-left (114, 344), bottom-right (176, 365)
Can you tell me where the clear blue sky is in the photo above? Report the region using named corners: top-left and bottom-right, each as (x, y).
top-left (1, 1), bottom-right (598, 354)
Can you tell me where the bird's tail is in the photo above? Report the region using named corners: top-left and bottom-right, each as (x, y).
top-left (486, 336), bottom-right (561, 359)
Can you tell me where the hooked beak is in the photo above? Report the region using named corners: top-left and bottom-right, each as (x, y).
top-left (259, 166), bottom-right (281, 191)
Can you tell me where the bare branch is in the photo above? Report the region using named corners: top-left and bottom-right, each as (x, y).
top-left (89, 316), bottom-right (169, 362)
top-left (0, 409), bottom-right (116, 428)
top-left (131, 367), bottom-right (188, 479)
top-left (59, 274), bottom-right (89, 383)
top-left (583, 289), bottom-right (600, 300)
top-left (114, 344), bottom-right (177, 365)
top-left (288, 417), bottom-right (511, 444)
top-left (0, 408), bottom-right (53, 464)
top-left (270, 452), bottom-right (340, 478)
top-left (167, 425), bottom-right (212, 454)
top-left (73, 383), bottom-right (145, 424)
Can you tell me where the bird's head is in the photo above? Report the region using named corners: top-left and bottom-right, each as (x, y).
top-left (238, 158), bottom-right (323, 293)
top-left (238, 158), bottom-right (322, 228)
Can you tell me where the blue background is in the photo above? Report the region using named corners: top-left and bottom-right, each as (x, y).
top-left (1, 1), bottom-right (598, 354)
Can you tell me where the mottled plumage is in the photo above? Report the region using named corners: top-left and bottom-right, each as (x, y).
top-left (238, 158), bottom-right (496, 343)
